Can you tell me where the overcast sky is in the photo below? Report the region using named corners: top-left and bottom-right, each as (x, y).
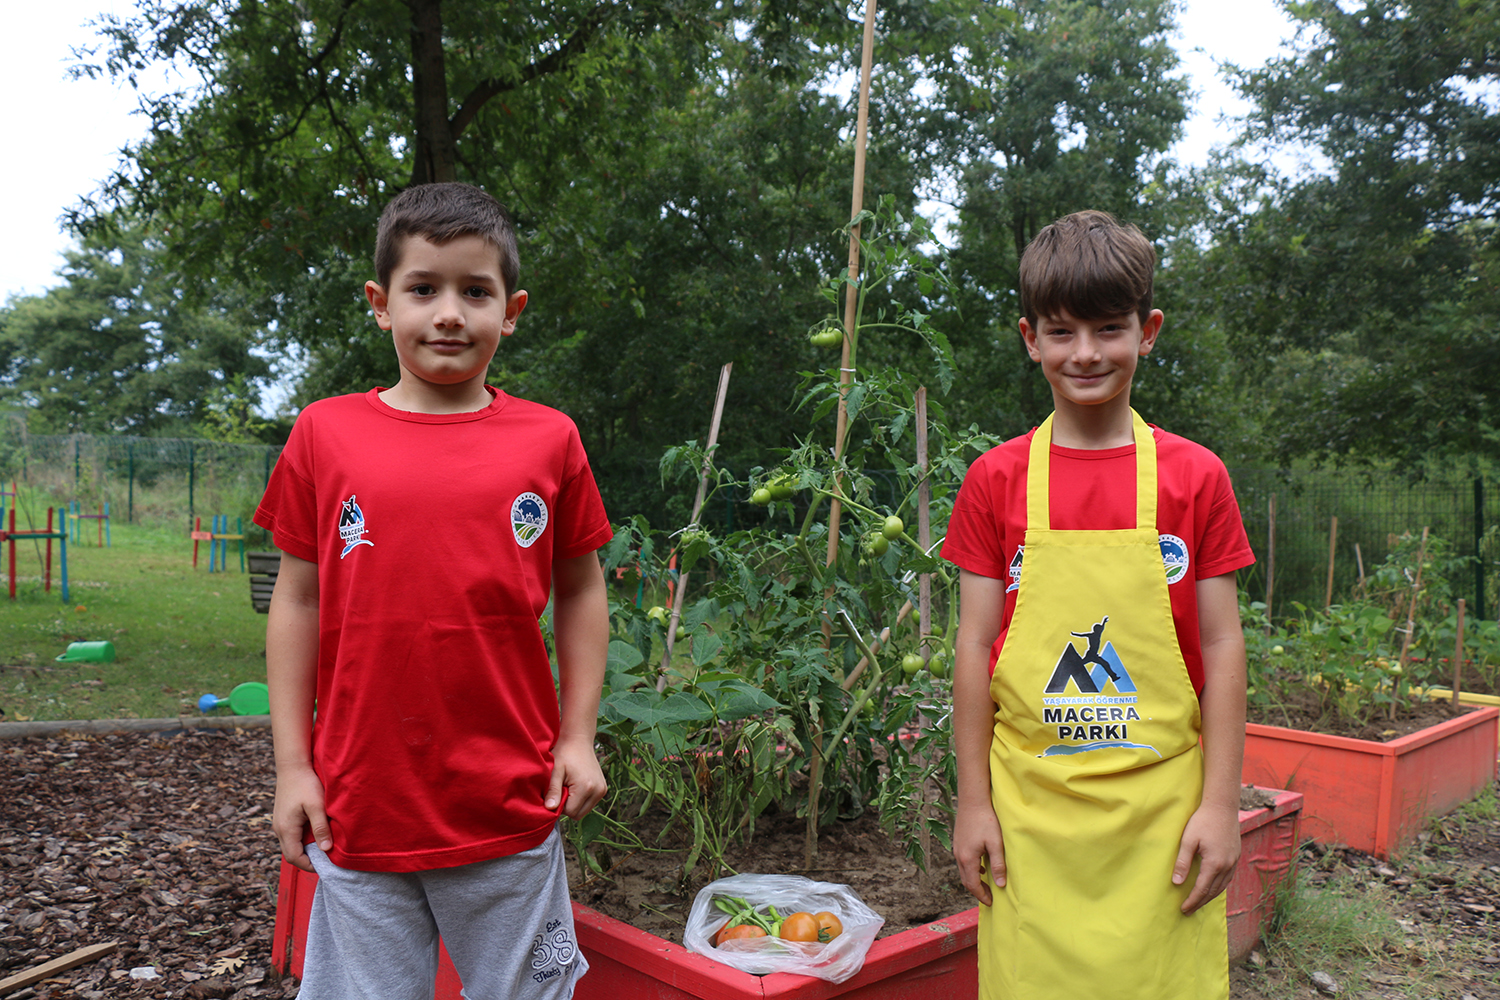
top-left (1, 0), bottom-right (1303, 306)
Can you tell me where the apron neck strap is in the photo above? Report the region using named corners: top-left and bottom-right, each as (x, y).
top-left (1026, 410), bottom-right (1158, 531)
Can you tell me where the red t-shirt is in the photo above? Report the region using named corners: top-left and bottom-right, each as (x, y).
top-left (941, 425), bottom-right (1254, 694)
top-left (254, 387), bottom-right (614, 872)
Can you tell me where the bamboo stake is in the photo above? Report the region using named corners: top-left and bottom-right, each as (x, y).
top-left (915, 387), bottom-right (932, 886)
top-left (1355, 542), bottom-right (1366, 596)
top-left (658, 363), bottom-right (733, 691)
top-left (1324, 516), bottom-right (1338, 609)
top-left (822, 0), bottom-right (878, 590)
top-left (808, 0), bottom-right (878, 870)
top-left (1451, 598), bottom-right (1466, 707)
top-left (1394, 527), bottom-right (1430, 720)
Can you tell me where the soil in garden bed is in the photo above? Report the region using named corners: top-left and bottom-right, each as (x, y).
top-left (566, 805), bottom-right (972, 942)
top-left (1246, 690), bottom-right (1477, 742)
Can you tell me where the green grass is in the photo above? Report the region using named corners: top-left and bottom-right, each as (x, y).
top-left (1, 521), bottom-right (270, 721)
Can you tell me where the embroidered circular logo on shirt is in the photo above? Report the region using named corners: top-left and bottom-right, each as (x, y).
top-left (511, 492), bottom-right (549, 548)
top-left (1159, 533), bottom-right (1189, 585)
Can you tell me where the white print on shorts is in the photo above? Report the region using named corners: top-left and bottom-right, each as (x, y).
top-left (529, 918), bottom-right (577, 984)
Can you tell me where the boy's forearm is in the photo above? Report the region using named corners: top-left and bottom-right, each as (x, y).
top-left (954, 643), bottom-right (998, 808)
top-left (1196, 575), bottom-right (1247, 811)
top-left (1198, 645), bottom-right (1246, 810)
top-left (551, 553), bottom-right (609, 745)
top-left (266, 554), bottom-right (320, 770)
top-left (953, 571), bottom-right (1004, 808)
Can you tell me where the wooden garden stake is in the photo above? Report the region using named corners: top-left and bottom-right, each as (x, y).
top-left (0, 941), bottom-right (118, 994)
top-left (1355, 542), bottom-right (1366, 596)
top-left (1394, 526), bottom-right (1430, 720)
top-left (1265, 494), bottom-right (1276, 626)
top-left (1324, 515), bottom-right (1338, 609)
top-left (1451, 598), bottom-right (1466, 707)
top-left (809, 0), bottom-right (878, 869)
top-left (658, 363), bottom-right (733, 691)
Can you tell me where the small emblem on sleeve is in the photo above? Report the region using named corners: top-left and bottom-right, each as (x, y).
top-left (512, 492), bottom-right (549, 548)
top-left (338, 495), bottom-right (373, 558)
top-left (1159, 533), bottom-right (1189, 585)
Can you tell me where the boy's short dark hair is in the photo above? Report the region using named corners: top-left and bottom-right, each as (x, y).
top-left (1019, 210), bottom-right (1156, 326)
top-left (374, 182), bottom-right (520, 295)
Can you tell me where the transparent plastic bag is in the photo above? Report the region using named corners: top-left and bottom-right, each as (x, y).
top-left (683, 873), bottom-right (885, 982)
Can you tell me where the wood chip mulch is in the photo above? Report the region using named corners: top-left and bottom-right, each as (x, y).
top-left (1, 727), bottom-right (293, 999)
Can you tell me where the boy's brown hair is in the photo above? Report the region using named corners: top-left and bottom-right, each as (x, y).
top-left (374, 182), bottom-right (520, 296)
top-left (1018, 210), bottom-right (1156, 326)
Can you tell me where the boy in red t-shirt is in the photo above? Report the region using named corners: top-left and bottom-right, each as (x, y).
top-left (257, 183), bottom-right (614, 998)
top-left (943, 210), bottom-right (1253, 999)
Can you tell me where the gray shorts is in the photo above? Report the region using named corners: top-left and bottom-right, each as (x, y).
top-left (300, 827), bottom-right (588, 1000)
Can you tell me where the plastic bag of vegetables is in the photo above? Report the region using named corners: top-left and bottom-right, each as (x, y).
top-left (683, 873), bottom-right (885, 982)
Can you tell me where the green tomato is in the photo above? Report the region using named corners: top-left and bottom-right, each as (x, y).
top-left (676, 625), bottom-right (688, 640)
top-left (863, 534), bottom-right (889, 557)
top-left (863, 698), bottom-right (878, 717)
top-left (646, 605), bottom-right (668, 625)
top-left (927, 650), bottom-right (950, 679)
top-left (1271, 645), bottom-right (1284, 655)
top-left (751, 487), bottom-right (772, 506)
top-left (901, 653), bottom-right (924, 676)
top-left (882, 515), bottom-right (904, 541)
top-left (809, 328), bottom-right (844, 348)
top-left (910, 607), bottom-right (920, 626)
top-left (769, 481), bottom-right (794, 501)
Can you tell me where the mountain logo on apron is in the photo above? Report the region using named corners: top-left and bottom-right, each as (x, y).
top-left (1037, 616), bottom-right (1158, 758)
top-left (1042, 616), bottom-right (1135, 694)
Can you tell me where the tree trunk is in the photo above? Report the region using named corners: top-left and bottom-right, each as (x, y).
top-left (407, 0), bottom-right (458, 185)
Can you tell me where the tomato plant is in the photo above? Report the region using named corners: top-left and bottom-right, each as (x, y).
top-left (569, 198), bottom-right (997, 884)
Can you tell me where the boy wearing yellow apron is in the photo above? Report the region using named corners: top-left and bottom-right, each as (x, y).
top-left (943, 211), bottom-right (1254, 999)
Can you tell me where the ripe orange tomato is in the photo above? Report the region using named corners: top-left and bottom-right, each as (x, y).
top-left (717, 923), bottom-right (768, 945)
top-left (779, 912), bottom-right (820, 942)
top-left (814, 911), bottom-right (843, 942)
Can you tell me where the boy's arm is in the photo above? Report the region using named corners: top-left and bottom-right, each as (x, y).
top-left (545, 550), bottom-right (610, 820)
top-left (953, 569), bottom-right (1006, 906)
top-left (266, 552), bottom-right (330, 873)
top-left (1174, 571), bottom-right (1247, 914)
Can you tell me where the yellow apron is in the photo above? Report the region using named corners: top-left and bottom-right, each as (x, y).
top-left (977, 410), bottom-right (1227, 1000)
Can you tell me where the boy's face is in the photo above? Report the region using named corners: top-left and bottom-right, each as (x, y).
top-left (1019, 307), bottom-right (1163, 412)
top-left (364, 234), bottom-right (526, 394)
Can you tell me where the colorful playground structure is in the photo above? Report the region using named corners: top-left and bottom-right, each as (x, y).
top-left (2, 503), bottom-right (69, 602)
top-left (66, 501), bottom-right (112, 546)
top-left (191, 514), bottom-right (246, 572)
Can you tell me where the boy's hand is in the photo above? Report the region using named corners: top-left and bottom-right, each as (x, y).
top-left (1173, 801), bottom-right (1240, 914)
top-left (546, 736), bottom-right (607, 820)
top-left (953, 801), bottom-right (1005, 906)
top-left (274, 763), bottom-right (332, 873)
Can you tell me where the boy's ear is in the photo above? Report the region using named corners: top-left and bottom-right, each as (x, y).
top-left (501, 289), bottom-right (528, 337)
top-left (365, 280), bottom-right (393, 330)
top-left (1019, 318), bottom-right (1042, 362)
top-left (1138, 309), bottom-right (1164, 356)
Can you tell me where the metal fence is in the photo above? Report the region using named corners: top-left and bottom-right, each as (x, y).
top-left (1231, 468), bottom-right (1496, 620)
top-left (3, 420), bottom-right (1494, 620)
top-left (0, 420), bottom-right (281, 532)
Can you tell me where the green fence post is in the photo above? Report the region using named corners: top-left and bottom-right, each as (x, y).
top-left (128, 443), bottom-right (135, 523)
top-left (1475, 476), bottom-right (1486, 622)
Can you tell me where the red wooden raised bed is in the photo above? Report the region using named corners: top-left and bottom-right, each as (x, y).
top-left (1242, 706), bottom-right (1499, 858)
top-left (271, 789), bottom-right (1304, 994)
top-left (271, 859), bottom-right (977, 999)
top-left (1227, 788), bottom-right (1302, 963)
